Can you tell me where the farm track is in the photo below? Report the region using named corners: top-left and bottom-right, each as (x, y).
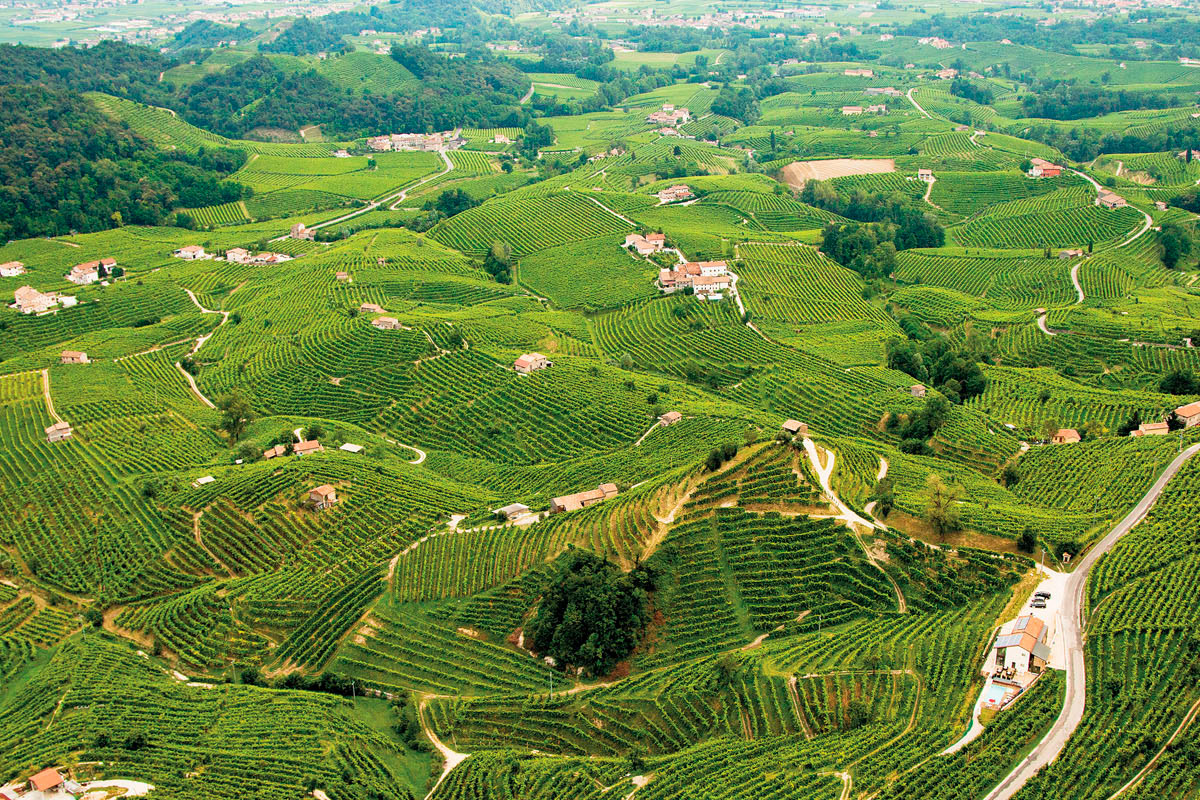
top-left (176, 289), bottom-right (231, 410)
top-left (419, 695), bottom-right (470, 800)
top-left (906, 88), bottom-right (932, 119)
top-left (40, 369), bottom-right (63, 424)
top-left (1108, 696), bottom-right (1200, 798)
top-left (983, 443), bottom-right (1200, 800)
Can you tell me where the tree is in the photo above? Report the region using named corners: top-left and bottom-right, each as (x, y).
top-left (1160, 223), bottom-right (1192, 269)
top-left (1159, 368), bottom-right (1199, 395)
top-left (216, 390), bottom-right (254, 442)
top-left (1040, 417), bottom-right (1061, 442)
top-left (923, 474), bottom-right (962, 540)
top-left (1017, 527), bottom-right (1037, 553)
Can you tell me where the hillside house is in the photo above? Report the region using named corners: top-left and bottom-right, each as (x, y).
top-left (514, 352), bottom-right (551, 373)
top-left (659, 410), bottom-right (683, 425)
top-left (625, 233), bottom-right (665, 255)
top-left (1051, 428), bottom-right (1081, 444)
top-left (60, 350), bottom-right (88, 365)
top-left (1096, 190), bottom-right (1127, 209)
top-left (291, 222), bottom-right (316, 241)
top-left (1175, 401), bottom-right (1200, 427)
top-left (691, 274), bottom-right (731, 298)
top-left (491, 134), bottom-right (513, 144)
top-left (864, 87), bottom-right (901, 97)
top-left (495, 502), bottom-right (531, 520)
top-left (45, 421), bottom-right (73, 443)
top-left (550, 482), bottom-right (618, 514)
top-left (935, 67), bottom-right (958, 79)
top-left (294, 440), bottom-right (324, 456)
top-left (844, 68), bottom-right (873, 77)
top-left (646, 104), bottom-right (691, 126)
top-left (918, 168), bottom-right (934, 182)
top-left (781, 419), bottom-right (808, 436)
top-left (1177, 149), bottom-right (1200, 161)
top-left (1134, 421), bottom-right (1169, 436)
top-left (910, 384), bottom-right (926, 398)
top-left (335, 271), bottom-right (350, 282)
top-left (66, 261), bottom-right (100, 285)
top-left (28, 768), bottom-right (65, 795)
top-left (12, 286), bottom-right (57, 315)
top-left (656, 185), bottom-right (694, 203)
top-left (226, 248), bottom-right (251, 263)
top-left (262, 444), bottom-right (288, 459)
top-left (866, 104), bottom-right (888, 114)
top-left (1156, 201), bottom-right (1168, 211)
top-left (360, 302), bottom-right (385, 314)
top-left (174, 245), bottom-right (208, 260)
top-left (0, 261), bottom-right (25, 277)
top-left (333, 149), bottom-right (351, 158)
top-left (991, 615), bottom-right (1050, 675)
top-left (841, 105), bottom-right (864, 115)
top-left (1058, 248), bottom-right (1084, 258)
top-left (309, 484), bottom-right (338, 510)
top-left (251, 252), bottom-right (293, 264)
top-left (1027, 158), bottom-right (1062, 178)
top-left (658, 263), bottom-right (730, 297)
top-left (372, 316), bottom-right (402, 330)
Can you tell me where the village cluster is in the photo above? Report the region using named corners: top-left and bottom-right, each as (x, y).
top-left (8, 258), bottom-right (118, 315)
top-left (366, 131), bottom-right (466, 152)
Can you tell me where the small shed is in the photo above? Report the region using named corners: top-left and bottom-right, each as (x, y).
top-left (339, 442), bottom-right (364, 453)
top-left (60, 350), bottom-right (89, 364)
top-left (29, 768), bottom-right (65, 794)
top-left (781, 419), bottom-right (808, 436)
top-left (309, 484), bottom-right (338, 510)
top-left (659, 410), bottom-right (683, 426)
top-left (910, 384), bottom-right (926, 398)
top-left (45, 421), bottom-right (73, 443)
top-left (496, 502), bottom-right (531, 521)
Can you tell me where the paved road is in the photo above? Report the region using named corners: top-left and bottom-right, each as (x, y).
top-left (984, 443), bottom-right (1200, 800)
top-left (1070, 262), bottom-right (1085, 304)
top-left (906, 87), bottom-right (932, 119)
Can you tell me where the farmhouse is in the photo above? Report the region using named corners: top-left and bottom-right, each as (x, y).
top-left (1051, 428), bottom-right (1081, 444)
top-left (367, 131), bottom-right (465, 152)
top-left (549, 482), bottom-right (618, 514)
top-left (60, 350), bottom-right (88, 364)
top-left (45, 421), bottom-right (73, 443)
top-left (514, 352), bottom-right (551, 373)
top-left (918, 168), bottom-right (934, 182)
top-left (1174, 401), bottom-right (1200, 427)
top-left (309, 484), bottom-right (338, 510)
top-left (991, 615), bottom-right (1050, 675)
top-left (491, 133), bottom-right (513, 144)
top-left (841, 105), bottom-right (864, 116)
top-left (12, 286), bottom-right (57, 314)
top-left (372, 316), bottom-right (403, 330)
top-left (1155, 201), bottom-right (1168, 211)
top-left (293, 440), bottom-right (324, 456)
top-left (910, 384), bottom-right (926, 398)
top-left (658, 262), bottom-right (730, 296)
top-left (1134, 421), bottom-right (1169, 436)
top-left (646, 104), bottom-right (691, 126)
top-left (28, 768), bottom-right (66, 795)
top-left (843, 68), bottom-right (873, 77)
top-left (1058, 248), bottom-right (1084, 258)
top-left (691, 275), bottom-right (731, 298)
top-left (360, 302), bottom-right (385, 314)
top-left (0, 261), bottom-right (25, 277)
top-left (864, 87), bottom-right (901, 97)
top-left (291, 222), bottom-right (316, 241)
top-left (781, 419), bottom-right (808, 436)
top-left (174, 245), bottom-right (208, 260)
top-left (1026, 157), bottom-right (1062, 178)
top-left (659, 410), bottom-right (683, 425)
top-left (335, 271), bottom-right (350, 282)
top-left (1096, 190), bottom-right (1127, 208)
top-left (935, 67), bottom-right (958, 79)
top-left (655, 185), bottom-right (694, 203)
top-left (625, 232), bottom-right (665, 255)
top-left (66, 261), bottom-right (101, 285)
top-left (226, 247), bottom-right (251, 263)
top-left (262, 444), bottom-right (288, 459)
top-left (250, 252), bottom-right (293, 264)
top-left (495, 502), bottom-right (531, 521)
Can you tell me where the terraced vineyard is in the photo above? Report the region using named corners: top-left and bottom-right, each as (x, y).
top-left (6, 21), bottom-right (1200, 800)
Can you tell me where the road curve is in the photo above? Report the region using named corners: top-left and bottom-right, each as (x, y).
top-left (906, 87), bottom-right (932, 119)
top-left (983, 443), bottom-right (1200, 800)
top-left (1070, 263), bottom-right (1085, 304)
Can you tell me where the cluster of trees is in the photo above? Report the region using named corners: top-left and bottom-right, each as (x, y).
top-left (0, 85), bottom-right (249, 240)
top-left (1027, 122), bottom-right (1200, 163)
top-left (885, 395), bottom-right (952, 455)
top-left (1160, 222), bottom-right (1194, 269)
top-left (482, 241), bottom-right (513, 284)
top-left (812, 184), bottom-right (944, 280)
top-left (949, 78), bottom-right (994, 105)
top-left (1019, 83), bottom-right (1180, 121)
top-left (171, 20), bottom-right (256, 50)
top-left (705, 441), bottom-right (740, 471)
top-left (527, 549), bottom-right (656, 677)
top-left (885, 336), bottom-right (988, 404)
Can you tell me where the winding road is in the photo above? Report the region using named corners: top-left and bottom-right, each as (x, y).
top-left (983, 443), bottom-right (1200, 800)
top-left (906, 87), bottom-right (933, 119)
top-left (176, 289), bottom-right (232, 409)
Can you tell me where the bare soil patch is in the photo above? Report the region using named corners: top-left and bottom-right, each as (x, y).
top-left (779, 158), bottom-right (896, 189)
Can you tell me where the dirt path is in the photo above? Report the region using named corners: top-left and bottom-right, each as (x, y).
top-left (419, 696), bottom-right (469, 799)
top-left (803, 439), bottom-right (906, 612)
top-left (1071, 262), bottom-right (1085, 304)
top-left (787, 675), bottom-right (816, 739)
top-left (634, 420), bottom-right (665, 447)
top-left (922, 176), bottom-right (940, 209)
top-left (175, 289), bottom-right (232, 410)
top-left (1035, 309), bottom-right (1058, 337)
top-left (581, 192), bottom-right (637, 227)
top-left (519, 84), bottom-right (534, 104)
top-left (1109, 696), bottom-right (1200, 798)
top-left (40, 369), bottom-right (63, 424)
top-left (192, 510), bottom-right (234, 577)
top-left (384, 436), bottom-right (427, 464)
top-left (983, 443), bottom-right (1200, 800)
top-left (906, 87), bottom-right (933, 119)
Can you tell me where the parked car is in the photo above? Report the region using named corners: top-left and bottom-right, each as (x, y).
top-left (1032, 599), bottom-right (1047, 608)
top-left (1034, 591), bottom-right (1050, 599)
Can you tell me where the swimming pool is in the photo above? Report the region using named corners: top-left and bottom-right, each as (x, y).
top-left (982, 683), bottom-right (1010, 707)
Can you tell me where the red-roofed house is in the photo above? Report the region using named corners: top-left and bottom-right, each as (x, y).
top-left (29, 768), bottom-right (65, 794)
top-left (60, 350), bottom-right (88, 365)
top-left (309, 484), bottom-right (337, 510)
top-left (1051, 428), bottom-right (1081, 444)
top-left (293, 440), bottom-right (324, 456)
top-left (659, 410), bottom-right (682, 426)
top-left (550, 483), bottom-right (619, 514)
top-left (1175, 401), bottom-right (1200, 427)
top-left (1027, 157), bottom-right (1062, 178)
top-left (514, 352), bottom-right (551, 374)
